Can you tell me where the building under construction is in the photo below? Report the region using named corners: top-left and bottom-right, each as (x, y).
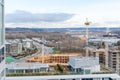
top-left (87, 48), bottom-right (106, 66)
top-left (26, 53), bottom-right (82, 66)
top-left (108, 48), bottom-right (120, 75)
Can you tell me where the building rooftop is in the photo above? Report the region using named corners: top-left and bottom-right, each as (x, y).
top-left (89, 37), bottom-right (120, 43)
top-left (6, 56), bottom-right (17, 63)
top-left (22, 39), bottom-right (33, 42)
top-left (7, 62), bottom-right (49, 70)
top-left (69, 57), bottom-right (99, 68)
top-left (6, 74), bottom-right (120, 80)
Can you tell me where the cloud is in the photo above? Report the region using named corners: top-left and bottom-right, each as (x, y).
top-left (5, 10), bottom-right (120, 28)
top-left (5, 14), bottom-right (83, 28)
top-left (105, 21), bottom-right (120, 24)
top-left (90, 20), bottom-right (120, 27)
top-left (5, 10), bottom-right (74, 23)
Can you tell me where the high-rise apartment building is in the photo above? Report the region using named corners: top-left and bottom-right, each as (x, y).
top-left (0, 0), bottom-right (5, 80)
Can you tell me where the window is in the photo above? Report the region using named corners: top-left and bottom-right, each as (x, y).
top-left (0, 47), bottom-right (4, 62)
top-left (0, 0), bottom-right (4, 46)
top-left (93, 78), bottom-right (101, 80)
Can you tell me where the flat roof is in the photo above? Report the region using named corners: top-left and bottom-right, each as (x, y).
top-left (38, 53), bottom-right (82, 56)
top-left (7, 62), bottom-right (49, 70)
top-left (69, 57), bottom-right (99, 68)
top-left (6, 74), bottom-right (120, 80)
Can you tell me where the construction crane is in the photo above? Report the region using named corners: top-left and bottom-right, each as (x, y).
top-left (84, 18), bottom-right (91, 57)
top-left (42, 37), bottom-right (45, 64)
top-left (105, 27), bottom-right (110, 68)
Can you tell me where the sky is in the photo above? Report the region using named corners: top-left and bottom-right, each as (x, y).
top-left (5, 0), bottom-right (120, 28)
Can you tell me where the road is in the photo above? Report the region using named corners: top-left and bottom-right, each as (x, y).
top-left (17, 40), bottom-right (53, 62)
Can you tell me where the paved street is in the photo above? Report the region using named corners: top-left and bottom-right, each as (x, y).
top-left (17, 40), bottom-right (53, 62)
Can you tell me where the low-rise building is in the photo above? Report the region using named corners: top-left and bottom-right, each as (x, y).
top-left (6, 62), bottom-right (49, 74)
top-left (6, 74), bottom-right (120, 80)
top-left (69, 57), bottom-right (100, 74)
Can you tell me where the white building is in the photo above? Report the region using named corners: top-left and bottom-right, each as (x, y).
top-left (0, 0), bottom-right (5, 80)
top-left (69, 57), bottom-right (100, 74)
top-left (6, 62), bottom-right (49, 74)
top-left (22, 39), bottom-right (33, 49)
top-left (17, 43), bottom-right (22, 54)
top-left (89, 37), bottom-right (120, 44)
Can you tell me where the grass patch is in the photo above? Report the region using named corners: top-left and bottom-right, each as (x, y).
top-left (7, 72), bottom-right (53, 76)
top-left (53, 48), bottom-right (61, 54)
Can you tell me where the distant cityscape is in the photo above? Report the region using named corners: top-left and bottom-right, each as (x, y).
top-left (5, 27), bottom-right (120, 80)
top-left (5, 27), bottom-right (120, 32)
top-left (1, 0), bottom-right (120, 80)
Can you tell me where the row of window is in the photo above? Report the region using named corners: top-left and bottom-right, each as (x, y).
top-left (0, 0), bottom-right (4, 47)
top-left (47, 78), bottom-right (112, 80)
top-left (0, 47), bottom-right (4, 62)
top-left (7, 68), bottom-right (48, 74)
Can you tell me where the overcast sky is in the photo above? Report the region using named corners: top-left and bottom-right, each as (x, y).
top-left (5, 0), bottom-right (120, 28)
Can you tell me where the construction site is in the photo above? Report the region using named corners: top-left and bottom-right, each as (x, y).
top-left (26, 53), bottom-right (82, 66)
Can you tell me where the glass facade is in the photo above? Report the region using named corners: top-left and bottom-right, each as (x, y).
top-left (0, 70), bottom-right (5, 80)
top-left (0, 0), bottom-right (4, 46)
top-left (81, 78), bottom-right (112, 80)
top-left (0, 47), bottom-right (4, 62)
top-left (0, 0), bottom-right (5, 80)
